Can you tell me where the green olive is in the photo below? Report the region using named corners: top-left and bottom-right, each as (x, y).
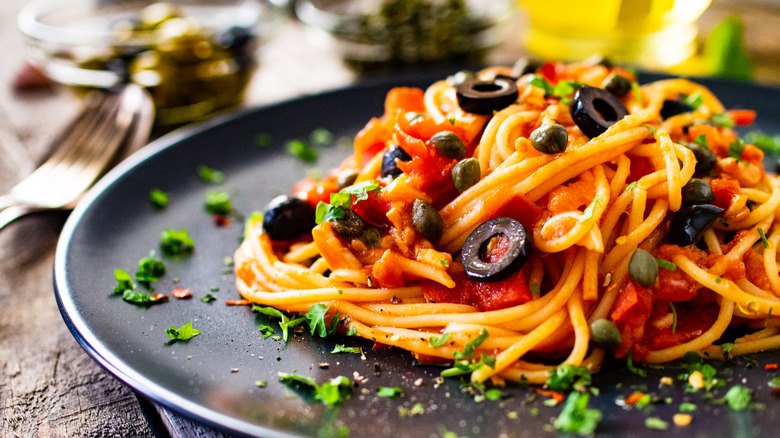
top-left (337, 170), bottom-right (358, 190)
top-left (452, 158), bottom-right (480, 192)
top-left (412, 199), bottom-right (443, 242)
top-left (331, 209), bottom-right (365, 239)
top-left (681, 178), bottom-right (715, 207)
top-left (430, 131), bottom-right (466, 160)
top-left (530, 124), bottom-right (568, 154)
top-left (629, 248), bottom-right (658, 287)
top-left (360, 228), bottom-right (382, 248)
top-left (589, 318), bottom-right (622, 349)
top-left (602, 74), bottom-right (632, 98)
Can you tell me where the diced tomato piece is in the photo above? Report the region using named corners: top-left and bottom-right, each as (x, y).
top-left (422, 274), bottom-right (470, 306)
top-left (293, 176), bottom-right (339, 209)
top-left (643, 301), bottom-right (718, 351)
top-left (384, 87), bottom-right (426, 115)
top-left (351, 190), bottom-right (390, 228)
top-left (744, 249), bottom-right (773, 291)
top-left (710, 177), bottom-right (741, 210)
top-left (496, 194), bottom-right (543, 232)
top-left (741, 143), bottom-right (764, 166)
top-left (422, 270), bottom-right (533, 312)
top-left (611, 278), bottom-right (654, 359)
top-left (627, 156), bottom-right (655, 184)
top-left (687, 124), bottom-right (736, 159)
top-left (354, 117), bottom-right (393, 165)
top-left (728, 109), bottom-right (756, 126)
top-left (653, 245), bottom-right (706, 302)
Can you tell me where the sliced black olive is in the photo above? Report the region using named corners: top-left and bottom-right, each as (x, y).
top-left (530, 124), bottom-right (568, 154)
top-left (602, 74), bottom-right (632, 98)
top-left (262, 195), bottom-right (316, 241)
top-left (430, 131), bottom-right (466, 160)
top-left (412, 199), bottom-right (443, 242)
top-left (381, 145), bottom-right (412, 178)
top-left (660, 99), bottom-right (694, 120)
top-left (332, 209), bottom-right (365, 239)
top-left (456, 77), bottom-right (519, 115)
top-left (668, 204), bottom-right (724, 246)
top-left (681, 178), bottom-right (715, 207)
top-left (570, 86), bottom-right (629, 138)
top-left (461, 217), bottom-right (532, 282)
top-left (683, 141), bottom-right (717, 175)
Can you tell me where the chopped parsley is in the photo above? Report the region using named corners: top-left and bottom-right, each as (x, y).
top-left (253, 304), bottom-right (305, 342)
top-left (377, 386), bottom-right (404, 398)
top-left (554, 391), bottom-right (601, 435)
top-left (315, 181), bottom-right (381, 224)
top-left (428, 332), bottom-right (451, 349)
top-left (711, 112), bottom-right (735, 128)
top-left (331, 344), bottom-right (363, 354)
top-left (113, 269), bottom-right (135, 294)
top-left (160, 229), bottom-right (195, 256)
top-left (205, 190), bottom-right (232, 216)
top-left (150, 188), bottom-right (169, 210)
top-left (679, 402), bottom-right (698, 413)
top-left (655, 258), bottom-right (677, 271)
top-left (579, 196), bottom-right (601, 223)
top-left (399, 403), bottom-right (425, 417)
top-left (769, 376), bottom-right (780, 388)
top-left (306, 303), bottom-right (339, 338)
top-left (529, 283), bottom-right (541, 296)
top-left (485, 388), bottom-right (503, 401)
top-left (201, 294), bottom-right (217, 303)
top-left (631, 81), bottom-right (644, 106)
top-left (683, 92), bottom-right (704, 109)
top-left (644, 417), bottom-right (668, 430)
top-left (547, 364), bottom-right (592, 392)
top-left (346, 326), bottom-right (359, 336)
top-left (693, 134), bottom-right (710, 149)
top-left (278, 372), bottom-right (351, 406)
top-left (624, 181), bottom-right (638, 192)
top-left (720, 343), bottom-right (736, 355)
top-left (258, 324), bottom-right (275, 339)
top-left (679, 352), bottom-right (724, 391)
top-left (527, 76), bottom-right (583, 104)
top-left (454, 329), bottom-right (488, 360)
top-left (309, 128), bottom-right (334, 146)
top-left (285, 139), bottom-right (318, 162)
top-left (728, 139), bottom-right (745, 161)
top-left (759, 227), bottom-right (770, 248)
top-left (627, 350), bottom-right (647, 377)
top-left (254, 133), bottom-right (272, 148)
top-left (668, 301), bottom-right (678, 335)
top-left (135, 251), bottom-right (166, 287)
top-left (121, 289), bottom-right (165, 305)
top-left (641, 124), bottom-right (656, 135)
top-left (442, 330), bottom-right (494, 377)
top-left (165, 322), bottom-right (201, 341)
top-left (197, 165), bottom-right (226, 184)
top-left (720, 385), bottom-right (752, 411)
top-left (440, 260), bottom-right (450, 267)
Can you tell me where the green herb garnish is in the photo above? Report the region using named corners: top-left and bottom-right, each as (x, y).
top-left (258, 324), bottom-right (275, 339)
top-left (197, 165), bottom-right (226, 184)
top-left (331, 344), bottom-right (363, 354)
top-left (278, 372), bottom-right (351, 406)
top-left (728, 139), bottom-right (745, 161)
top-left (759, 227), bottom-right (770, 248)
top-left (554, 392), bottom-right (601, 435)
top-left (310, 128), bottom-right (334, 145)
top-left (113, 269), bottom-right (135, 294)
top-left (285, 139), bottom-right (318, 162)
top-left (547, 364), bottom-right (591, 392)
top-left (165, 322), bottom-right (201, 341)
top-left (720, 385), bottom-right (752, 410)
top-left (306, 303), bottom-right (339, 338)
top-left (150, 188), bottom-right (169, 210)
top-left (683, 92), bottom-right (704, 109)
top-left (627, 350), bottom-right (647, 377)
top-left (655, 258), bottom-right (677, 271)
top-left (429, 332), bottom-right (451, 349)
top-left (160, 228), bottom-right (195, 256)
top-left (579, 196), bottom-right (601, 223)
top-left (644, 417), bottom-right (668, 430)
top-left (205, 190), bottom-right (232, 215)
top-left (201, 294), bottom-right (217, 303)
top-left (712, 112), bottom-right (736, 128)
top-left (135, 251), bottom-right (166, 287)
top-left (377, 386), bottom-right (404, 398)
top-left (669, 301), bottom-right (678, 335)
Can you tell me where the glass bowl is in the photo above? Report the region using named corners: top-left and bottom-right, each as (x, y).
top-left (18, 0), bottom-right (289, 125)
top-left (295, 0), bottom-right (513, 71)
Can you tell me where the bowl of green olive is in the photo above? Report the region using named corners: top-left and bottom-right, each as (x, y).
top-left (295, 0), bottom-right (513, 71)
top-left (19, 0), bottom-right (288, 125)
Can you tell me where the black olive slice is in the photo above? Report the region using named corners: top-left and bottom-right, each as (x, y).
top-left (262, 195), bottom-right (316, 241)
top-left (660, 99), bottom-right (694, 120)
top-left (456, 77), bottom-right (519, 115)
top-left (570, 86), bottom-right (629, 138)
top-left (381, 145), bottom-right (412, 178)
top-left (461, 217), bottom-right (533, 282)
top-left (667, 204), bottom-right (724, 246)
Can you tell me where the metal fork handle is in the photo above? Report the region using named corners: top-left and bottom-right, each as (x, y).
top-left (0, 198), bottom-right (41, 231)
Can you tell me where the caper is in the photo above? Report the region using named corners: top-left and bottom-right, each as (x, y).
top-left (360, 228), bottom-right (382, 248)
top-left (430, 131), bottom-right (466, 160)
top-left (683, 141), bottom-right (717, 175)
top-left (412, 199), bottom-right (443, 242)
top-left (602, 74), bottom-right (632, 98)
top-left (337, 170), bottom-right (358, 190)
top-left (452, 158), bottom-right (480, 192)
top-left (530, 124), bottom-right (568, 154)
top-left (589, 318), bottom-right (622, 349)
top-left (681, 178), bottom-right (715, 207)
top-left (331, 209), bottom-right (365, 240)
top-left (628, 248), bottom-right (658, 287)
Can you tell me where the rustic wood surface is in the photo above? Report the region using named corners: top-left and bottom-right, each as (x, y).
top-left (2, 1), bottom-right (780, 437)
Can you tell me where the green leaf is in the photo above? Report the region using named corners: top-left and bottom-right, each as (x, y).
top-left (485, 388), bottom-right (503, 401)
top-left (655, 258), bottom-right (677, 271)
top-left (340, 180), bottom-right (381, 201)
top-left (150, 188), bottom-right (169, 210)
top-left (113, 269), bottom-right (134, 294)
top-left (713, 112), bottom-right (736, 128)
top-left (201, 294), bottom-right (217, 303)
top-left (279, 315), bottom-right (306, 342)
top-left (244, 211), bottom-right (264, 239)
top-left (631, 81), bottom-right (644, 106)
top-left (122, 289), bottom-right (165, 306)
top-left (377, 386), bottom-right (404, 398)
top-left (197, 165), bottom-right (226, 184)
top-left (306, 303), bottom-right (338, 338)
top-left (160, 229), bottom-right (195, 256)
top-left (679, 402), bottom-right (697, 413)
top-left (428, 332), bottom-right (451, 349)
top-left (454, 329), bottom-right (488, 359)
top-left (165, 322), bottom-right (201, 341)
top-left (205, 190), bottom-right (232, 215)
top-left (528, 75), bottom-right (553, 96)
top-left (258, 324), bottom-right (275, 338)
top-left (728, 140), bottom-right (745, 161)
top-left (721, 385), bottom-right (752, 411)
top-left (310, 128), bottom-right (334, 145)
top-left (579, 196), bottom-right (601, 223)
top-left (554, 392), bottom-right (602, 435)
top-left (346, 326), bottom-right (359, 336)
top-left (315, 202), bottom-right (346, 224)
top-left (704, 16), bottom-right (753, 81)
top-left (644, 417), bottom-right (668, 430)
top-left (547, 364), bottom-right (592, 392)
top-left (627, 350), bottom-right (647, 377)
top-left (720, 343), bottom-right (736, 354)
top-left (745, 131), bottom-right (780, 155)
top-left (624, 181), bottom-right (638, 192)
top-left (135, 251), bottom-right (166, 287)
top-left (285, 139), bottom-right (318, 162)
top-left (768, 376), bottom-right (780, 388)
top-left (253, 304), bottom-right (284, 319)
top-left (331, 344), bottom-right (363, 354)
top-left (329, 191), bottom-right (353, 209)
top-left (683, 92), bottom-right (704, 110)
top-left (669, 301), bottom-right (678, 335)
top-left (278, 372), bottom-right (352, 406)
top-left (759, 227), bottom-right (770, 249)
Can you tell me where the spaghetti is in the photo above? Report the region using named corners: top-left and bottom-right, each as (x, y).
top-left (235, 61), bottom-right (780, 384)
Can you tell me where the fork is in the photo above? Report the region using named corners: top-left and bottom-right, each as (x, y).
top-left (0, 84), bottom-right (153, 230)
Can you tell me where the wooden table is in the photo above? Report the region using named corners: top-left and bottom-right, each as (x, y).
top-left (2, 1), bottom-right (780, 437)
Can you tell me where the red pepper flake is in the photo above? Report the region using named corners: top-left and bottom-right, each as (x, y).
top-left (213, 215), bottom-right (232, 227)
top-left (152, 294), bottom-right (169, 302)
top-left (531, 388), bottom-right (565, 403)
top-left (624, 392), bottom-right (647, 405)
top-left (772, 388), bottom-right (780, 397)
top-left (225, 299), bottom-right (250, 306)
top-left (171, 287), bottom-right (192, 299)
top-left (765, 363), bottom-right (778, 371)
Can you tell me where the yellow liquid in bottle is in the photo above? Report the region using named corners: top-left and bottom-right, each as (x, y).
top-left (520, 0), bottom-right (712, 69)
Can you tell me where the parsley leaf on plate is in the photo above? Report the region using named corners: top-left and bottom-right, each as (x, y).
top-left (205, 190), bottom-right (232, 215)
top-left (165, 322), bottom-right (200, 341)
top-left (135, 251), bottom-right (165, 287)
top-left (150, 188), bottom-right (169, 210)
top-left (377, 386), bottom-right (404, 398)
top-left (547, 364), bottom-right (592, 392)
top-left (285, 139), bottom-right (318, 163)
top-left (554, 391), bottom-right (602, 435)
top-left (278, 372), bottom-right (351, 406)
top-left (160, 229), bottom-right (195, 256)
top-left (197, 165), bottom-right (226, 184)
top-left (113, 269), bottom-right (134, 294)
top-left (331, 344), bottom-right (362, 354)
top-left (306, 303), bottom-right (338, 338)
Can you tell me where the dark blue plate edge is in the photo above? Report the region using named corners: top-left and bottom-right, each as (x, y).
top-left (51, 70), bottom-right (780, 438)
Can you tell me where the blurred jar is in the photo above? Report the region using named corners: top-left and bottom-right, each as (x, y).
top-left (518, 0), bottom-right (712, 69)
top-left (19, 0), bottom-right (288, 126)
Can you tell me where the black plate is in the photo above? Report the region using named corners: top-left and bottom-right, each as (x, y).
top-left (55, 72), bottom-right (780, 438)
